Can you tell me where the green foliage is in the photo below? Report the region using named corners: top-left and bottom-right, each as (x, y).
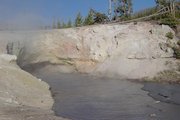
top-left (155, 0), bottom-right (170, 7)
top-left (117, 15), bottom-right (131, 21)
top-left (132, 7), bottom-right (157, 19)
top-left (91, 10), bottom-right (108, 24)
top-left (175, 11), bottom-right (180, 19)
top-left (51, 19), bottom-right (73, 29)
top-left (75, 12), bottom-right (83, 27)
top-left (172, 39), bottom-right (180, 59)
top-left (84, 10), bottom-right (94, 25)
top-left (57, 20), bottom-right (61, 29)
top-left (173, 46), bottom-right (180, 59)
top-left (175, 39), bottom-right (180, 59)
top-left (52, 20), bottom-right (56, 29)
top-left (62, 22), bottom-right (67, 28)
top-left (153, 70), bottom-right (180, 83)
top-left (67, 19), bottom-right (72, 28)
top-left (114, 0), bottom-right (133, 18)
top-left (178, 62), bottom-right (180, 71)
top-left (154, 0), bottom-right (179, 27)
top-left (175, 1), bottom-right (180, 18)
top-left (94, 12), bottom-right (108, 24)
top-left (166, 32), bottom-right (174, 39)
top-left (159, 14), bottom-right (179, 28)
top-left (177, 40), bottom-right (180, 46)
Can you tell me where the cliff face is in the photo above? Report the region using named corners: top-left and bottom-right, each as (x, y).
top-left (1, 22), bottom-right (179, 79)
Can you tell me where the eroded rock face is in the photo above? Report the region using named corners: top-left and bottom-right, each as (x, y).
top-left (1, 22), bottom-right (179, 79)
top-left (0, 54), bottom-right (53, 109)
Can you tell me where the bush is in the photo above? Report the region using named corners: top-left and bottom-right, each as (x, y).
top-left (177, 40), bottom-right (180, 46)
top-left (153, 70), bottom-right (180, 83)
top-left (175, 11), bottom-right (180, 19)
top-left (84, 10), bottom-right (94, 25)
top-left (173, 47), bottom-right (180, 59)
top-left (178, 62), bottom-right (180, 72)
top-left (93, 12), bottom-right (108, 24)
top-left (172, 39), bottom-right (180, 59)
top-left (132, 7), bottom-right (157, 20)
top-left (166, 32), bottom-right (174, 39)
top-left (159, 14), bottom-right (179, 28)
top-left (75, 13), bottom-right (83, 27)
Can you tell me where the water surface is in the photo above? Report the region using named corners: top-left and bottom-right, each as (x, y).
top-left (33, 71), bottom-right (180, 120)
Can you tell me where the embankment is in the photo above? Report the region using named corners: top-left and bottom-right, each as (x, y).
top-left (0, 54), bottom-right (67, 119)
top-left (2, 22), bottom-right (179, 81)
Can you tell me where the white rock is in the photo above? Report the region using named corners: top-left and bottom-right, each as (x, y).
top-left (0, 54), bottom-right (17, 63)
top-left (5, 98), bottom-right (13, 103)
top-left (150, 113), bottom-right (156, 117)
top-left (155, 101), bottom-right (160, 104)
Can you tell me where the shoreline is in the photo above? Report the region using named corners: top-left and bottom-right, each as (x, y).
top-left (33, 70), bottom-right (180, 120)
top-left (0, 54), bottom-right (68, 120)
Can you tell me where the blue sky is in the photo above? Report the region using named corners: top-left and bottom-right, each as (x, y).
top-left (0, 0), bottom-right (156, 26)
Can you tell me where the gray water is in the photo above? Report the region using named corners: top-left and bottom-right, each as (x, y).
top-left (33, 71), bottom-right (180, 120)
top-left (143, 82), bottom-right (180, 105)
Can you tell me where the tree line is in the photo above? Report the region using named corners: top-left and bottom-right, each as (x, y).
top-left (51, 0), bottom-right (179, 29)
top-left (52, 19), bottom-right (72, 29)
top-left (51, 9), bottom-right (108, 29)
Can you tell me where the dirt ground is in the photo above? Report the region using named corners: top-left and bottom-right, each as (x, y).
top-left (0, 102), bottom-right (68, 120)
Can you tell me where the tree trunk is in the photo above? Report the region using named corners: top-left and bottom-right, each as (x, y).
top-left (172, 1), bottom-right (176, 18)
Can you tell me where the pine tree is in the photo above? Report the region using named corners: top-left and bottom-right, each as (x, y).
top-left (62, 22), bottom-right (67, 28)
top-left (67, 19), bottom-right (72, 28)
top-left (75, 12), bottom-right (83, 27)
top-left (57, 20), bottom-right (61, 29)
top-left (52, 20), bottom-right (56, 29)
top-left (84, 10), bottom-right (94, 25)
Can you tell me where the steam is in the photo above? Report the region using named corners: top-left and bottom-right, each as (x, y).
top-left (0, 12), bottom-right (45, 55)
top-left (0, 13), bottom-right (45, 31)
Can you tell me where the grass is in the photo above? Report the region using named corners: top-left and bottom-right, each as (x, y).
top-left (166, 32), bottom-right (174, 39)
top-left (131, 7), bottom-right (157, 20)
top-left (142, 70), bottom-right (180, 84)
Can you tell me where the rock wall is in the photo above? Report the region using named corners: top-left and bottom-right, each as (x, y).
top-left (0, 22), bottom-right (179, 79)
